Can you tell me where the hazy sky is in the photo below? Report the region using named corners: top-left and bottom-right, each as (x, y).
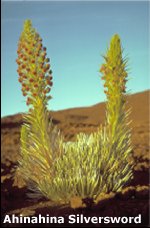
top-left (1, 1), bottom-right (149, 117)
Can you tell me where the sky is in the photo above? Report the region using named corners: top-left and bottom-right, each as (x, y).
top-left (1, 1), bottom-right (149, 117)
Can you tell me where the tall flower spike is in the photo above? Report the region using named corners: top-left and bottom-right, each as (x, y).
top-left (17, 20), bottom-right (64, 198)
top-left (100, 34), bottom-right (129, 130)
top-left (16, 19), bottom-right (53, 107)
top-left (100, 34), bottom-right (133, 184)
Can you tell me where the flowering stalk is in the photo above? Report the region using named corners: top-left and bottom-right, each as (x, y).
top-left (100, 34), bottom-right (133, 186)
top-left (17, 20), bottom-right (63, 188)
top-left (100, 34), bottom-right (128, 131)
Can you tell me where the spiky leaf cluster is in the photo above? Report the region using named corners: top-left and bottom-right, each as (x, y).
top-left (44, 126), bottom-right (132, 202)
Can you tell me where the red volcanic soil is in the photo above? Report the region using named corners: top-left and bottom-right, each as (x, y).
top-left (1, 90), bottom-right (150, 227)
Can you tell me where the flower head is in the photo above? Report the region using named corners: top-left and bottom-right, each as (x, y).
top-left (16, 19), bottom-right (53, 107)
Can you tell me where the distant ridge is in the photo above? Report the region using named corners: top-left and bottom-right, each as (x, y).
top-left (1, 90), bottom-right (149, 128)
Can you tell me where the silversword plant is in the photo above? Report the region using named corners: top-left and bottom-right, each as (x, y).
top-left (17, 20), bottom-right (133, 204)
